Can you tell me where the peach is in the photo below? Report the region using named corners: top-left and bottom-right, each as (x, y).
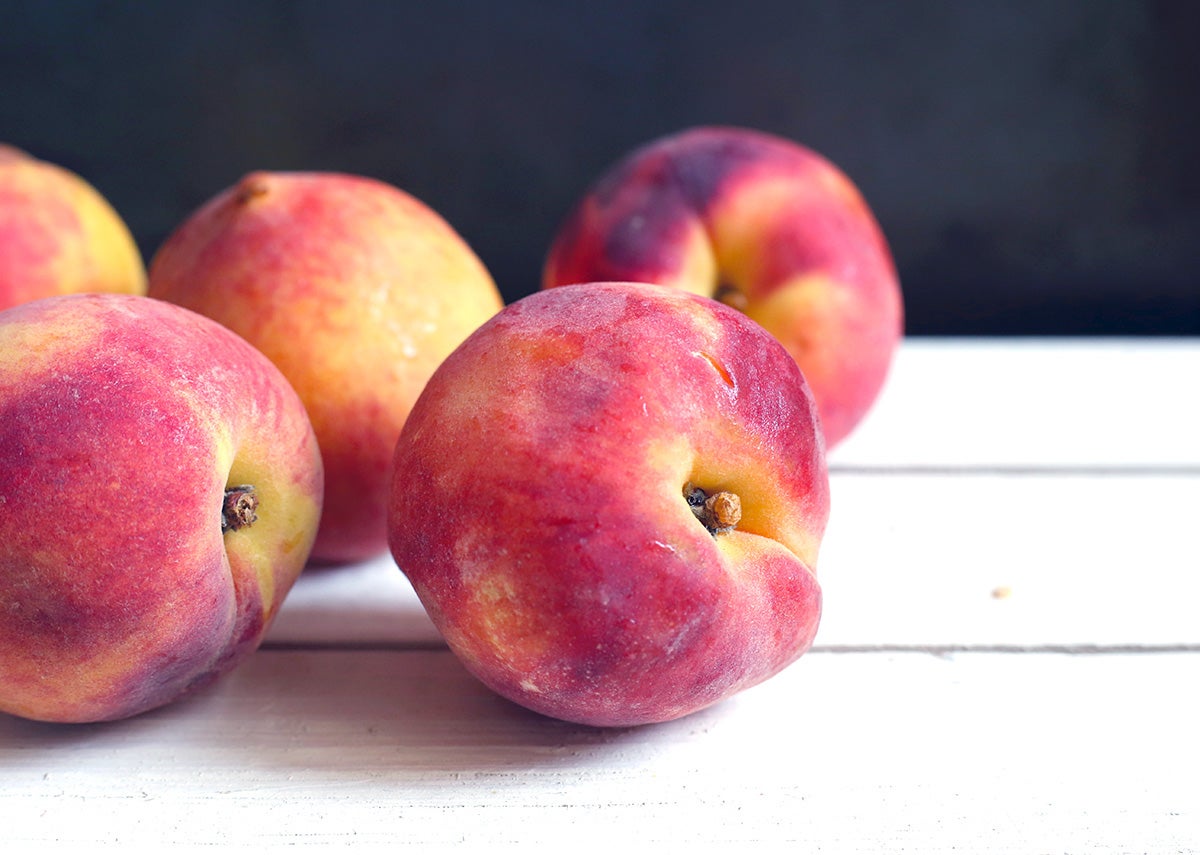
top-left (0, 144), bottom-right (146, 312)
top-left (148, 172), bottom-right (503, 563)
top-left (0, 294), bottom-right (323, 723)
top-left (543, 126), bottom-right (903, 448)
top-left (389, 282), bottom-right (829, 726)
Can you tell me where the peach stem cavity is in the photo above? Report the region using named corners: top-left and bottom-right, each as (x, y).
top-left (713, 282), bottom-right (749, 313)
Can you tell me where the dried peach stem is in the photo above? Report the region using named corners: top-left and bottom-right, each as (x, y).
top-left (222, 485), bottom-right (258, 533)
top-left (685, 483), bottom-right (742, 536)
top-left (234, 179), bottom-right (269, 205)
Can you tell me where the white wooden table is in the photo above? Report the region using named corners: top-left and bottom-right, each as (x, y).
top-left (4, 338), bottom-right (1199, 852)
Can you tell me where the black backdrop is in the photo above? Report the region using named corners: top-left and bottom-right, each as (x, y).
top-left (3, 0), bottom-right (1197, 334)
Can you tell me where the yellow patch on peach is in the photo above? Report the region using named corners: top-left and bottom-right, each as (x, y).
top-left (814, 160), bottom-right (872, 213)
top-left (450, 542), bottom-right (554, 681)
top-left (641, 430), bottom-right (697, 485)
top-left (704, 177), bottom-right (814, 294)
top-left (742, 273), bottom-right (849, 383)
top-left (667, 218), bottom-right (721, 299)
top-left (0, 150), bottom-right (146, 306)
top-left (712, 530), bottom-right (816, 587)
top-left (676, 295), bottom-right (734, 356)
top-left (71, 195), bottom-right (147, 296)
top-left (470, 576), bottom-right (538, 647)
top-left (283, 270), bottom-right (483, 422)
top-left (0, 304), bottom-right (107, 385)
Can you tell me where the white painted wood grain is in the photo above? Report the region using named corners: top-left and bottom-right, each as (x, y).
top-left (3, 649), bottom-right (1195, 852)
top-left (831, 338), bottom-right (1200, 468)
top-left (268, 472), bottom-right (1200, 649)
top-left (817, 471), bottom-right (1200, 648)
top-left (268, 554), bottom-right (436, 646)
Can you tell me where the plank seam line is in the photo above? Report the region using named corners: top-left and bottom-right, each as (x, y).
top-left (258, 641), bottom-right (1200, 654)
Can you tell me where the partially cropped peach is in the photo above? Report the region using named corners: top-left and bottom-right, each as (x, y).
top-left (389, 282), bottom-right (829, 727)
top-left (544, 126), bottom-right (903, 448)
top-left (148, 172), bottom-right (504, 563)
top-left (0, 144), bottom-right (146, 311)
top-left (0, 294), bottom-right (322, 723)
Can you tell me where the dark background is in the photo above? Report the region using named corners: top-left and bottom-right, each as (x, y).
top-left (3, 1), bottom-right (1197, 335)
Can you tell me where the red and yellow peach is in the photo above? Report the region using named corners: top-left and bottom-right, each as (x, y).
top-left (148, 171), bottom-right (504, 563)
top-left (0, 144), bottom-right (146, 312)
top-left (389, 282), bottom-right (829, 726)
top-left (0, 294), bottom-right (323, 722)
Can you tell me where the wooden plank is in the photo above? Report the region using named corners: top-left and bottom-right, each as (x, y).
top-left (817, 471), bottom-right (1200, 648)
top-left (268, 555), bottom-right (436, 646)
top-left (2, 649), bottom-right (1195, 852)
top-left (267, 473), bottom-right (1200, 649)
top-left (831, 338), bottom-right (1200, 468)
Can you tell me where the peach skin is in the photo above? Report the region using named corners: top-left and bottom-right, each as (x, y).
top-left (544, 126), bottom-right (903, 448)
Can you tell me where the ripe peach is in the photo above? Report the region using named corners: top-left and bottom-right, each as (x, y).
top-left (543, 126), bottom-right (903, 448)
top-left (389, 282), bottom-right (829, 726)
top-left (148, 172), bottom-right (503, 563)
top-left (0, 294), bottom-right (323, 723)
top-left (0, 144), bottom-right (146, 312)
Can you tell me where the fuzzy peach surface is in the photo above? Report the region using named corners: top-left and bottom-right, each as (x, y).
top-left (390, 283), bottom-right (829, 726)
top-left (0, 294), bottom-right (322, 722)
top-left (0, 145), bottom-right (146, 312)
